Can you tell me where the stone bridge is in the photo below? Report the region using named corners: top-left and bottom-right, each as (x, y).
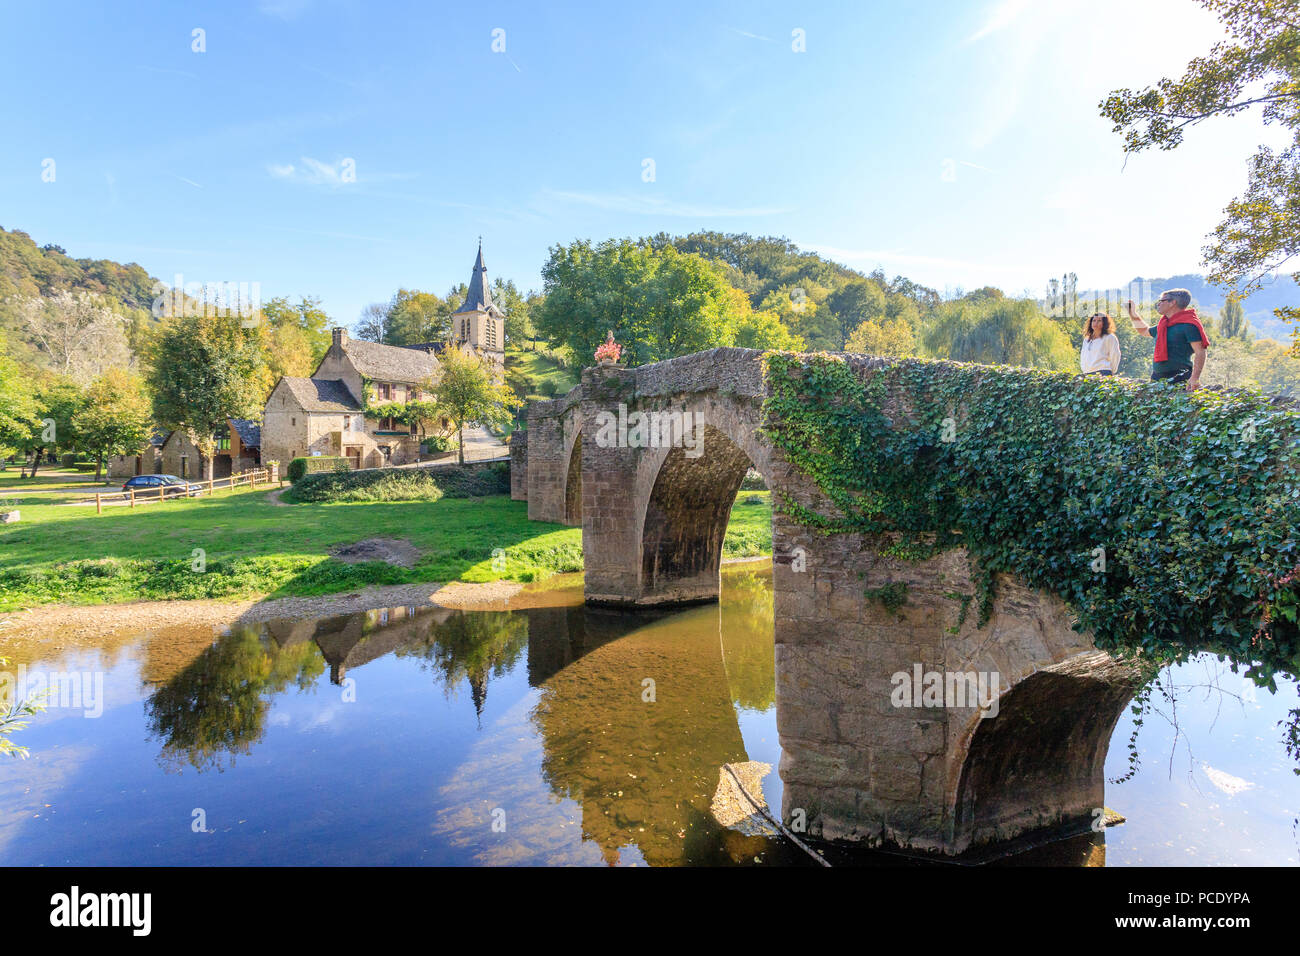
top-left (513, 347), bottom-right (1145, 856)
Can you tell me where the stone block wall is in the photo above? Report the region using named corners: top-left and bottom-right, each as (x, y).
top-left (509, 427), bottom-right (527, 501)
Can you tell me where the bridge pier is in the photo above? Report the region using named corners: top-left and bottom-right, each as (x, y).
top-left (771, 505), bottom-right (1143, 854)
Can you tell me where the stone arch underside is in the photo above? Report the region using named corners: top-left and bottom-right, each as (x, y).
top-left (950, 650), bottom-right (1139, 853)
top-left (638, 424), bottom-right (755, 605)
top-left (564, 432), bottom-right (582, 527)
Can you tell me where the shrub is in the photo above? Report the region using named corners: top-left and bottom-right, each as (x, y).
top-left (423, 435), bottom-right (455, 454)
top-left (287, 456), bottom-right (351, 484)
top-left (288, 463), bottom-right (509, 503)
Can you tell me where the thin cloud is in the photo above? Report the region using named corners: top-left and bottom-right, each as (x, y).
top-left (174, 175), bottom-right (203, 189)
top-left (543, 189), bottom-right (789, 218)
top-left (728, 27), bottom-right (775, 42)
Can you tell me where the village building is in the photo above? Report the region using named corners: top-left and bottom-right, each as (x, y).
top-left (260, 243), bottom-right (506, 470)
top-left (154, 419), bottom-right (261, 480)
top-left (106, 431), bottom-right (167, 480)
top-left (110, 420), bottom-right (261, 481)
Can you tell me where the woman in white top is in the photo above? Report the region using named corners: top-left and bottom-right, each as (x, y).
top-left (1080, 312), bottom-right (1120, 376)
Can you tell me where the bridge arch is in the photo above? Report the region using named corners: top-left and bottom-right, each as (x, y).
top-left (563, 430), bottom-right (582, 527)
top-left (625, 393), bottom-right (773, 605)
top-left (950, 650), bottom-right (1137, 852)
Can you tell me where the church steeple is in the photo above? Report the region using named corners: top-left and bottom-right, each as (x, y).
top-left (454, 239), bottom-right (497, 315)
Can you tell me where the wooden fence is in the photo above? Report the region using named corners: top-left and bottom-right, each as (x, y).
top-left (90, 468), bottom-right (272, 513)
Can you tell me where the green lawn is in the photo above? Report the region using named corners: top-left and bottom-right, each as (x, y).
top-left (0, 467), bottom-right (115, 493)
top-left (0, 486), bottom-right (772, 611)
top-left (506, 348), bottom-right (580, 400)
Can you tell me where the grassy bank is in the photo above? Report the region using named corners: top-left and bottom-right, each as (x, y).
top-left (505, 348), bottom-right (579, 400)
top-left (0, 483), bottom-right (772, 611)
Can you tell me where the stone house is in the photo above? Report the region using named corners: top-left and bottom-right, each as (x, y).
top-left (261, 331), bottom-right (441, 470)
top-left (260, 242), bottom-right (507, 470)
top-left (106, 431), bottom-right (167, 480)
top-left (155, 418), bottom-right (263, 479)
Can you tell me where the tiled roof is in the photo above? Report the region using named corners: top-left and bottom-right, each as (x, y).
top-left (341, 338), bottom-right (440, 384)
top-left (229, 418), bottom-right (261, 448)
top-left (279, 377), bottom-right (363, 413)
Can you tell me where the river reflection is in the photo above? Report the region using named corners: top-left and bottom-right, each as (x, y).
top-left (0, 562), bottom-right (1296, 866)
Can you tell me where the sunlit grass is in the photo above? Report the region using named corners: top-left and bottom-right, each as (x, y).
top-left (0, 486), bottom-right (773, 610)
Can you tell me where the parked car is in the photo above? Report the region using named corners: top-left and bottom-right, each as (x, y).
top-left (122, 474), bottom-right (204, 498)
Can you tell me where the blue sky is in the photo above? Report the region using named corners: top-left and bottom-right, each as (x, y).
top-left (1, 0), bottom-right (1288, 327)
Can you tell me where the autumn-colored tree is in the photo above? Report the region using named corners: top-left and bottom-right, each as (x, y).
top-left (426, 347), bottom-right (522, 464)
top-left (75, 368), bottom-right (153, 480)
top-left (147, 314), bottom-right (267, 480)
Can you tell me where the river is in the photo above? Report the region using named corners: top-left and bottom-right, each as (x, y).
top-left (0, 561), bottom-right (1295, 866)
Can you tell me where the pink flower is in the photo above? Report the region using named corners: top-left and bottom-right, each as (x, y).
top-left (595, 330), bottom-right (622, 363)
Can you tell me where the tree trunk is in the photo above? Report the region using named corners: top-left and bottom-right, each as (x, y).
top-left (458, 422), bottom-right (465, 465)
top-left (30, 447), bottom-right (43, 479)
top-left (95, 452), bottom-right (104, 482)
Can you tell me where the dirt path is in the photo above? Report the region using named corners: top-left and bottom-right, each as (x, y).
top-left (0, 577), bottom-right (525, 646)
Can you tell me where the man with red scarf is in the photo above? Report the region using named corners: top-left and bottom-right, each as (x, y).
top-left (1127, 288), bottom-right (1209, 392)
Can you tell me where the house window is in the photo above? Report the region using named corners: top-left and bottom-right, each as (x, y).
top-left (409, 422), bottom-right (418, 436)
top-left (214, 425), bottom-right (230, 451)
top-left (291, 417), bottom-right (296, 427)
top-left (377, 383), bottom-right (391, 401)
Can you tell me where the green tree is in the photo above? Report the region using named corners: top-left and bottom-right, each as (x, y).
top-left (734, 307), bottom-right (806, 351)
top-left (75, 368), bottom-right (153, 481)
top-left (535, 239), bottom-right (739, 366)
top-left (260, 295), bottom-right (332, 362)
top-left (1220, 294), bottom-right (1249, 338)
top-left (427, 347), bottom-right (522, 464)
top-left (147, 314), bottom-right (267, 480)
top-left (922, 298), bottom-right (1076, 370)
top-left (828, 279), bottom-right (888, 350)
top-left (492, 277), bottom-right (533, 347)
top-left (1100, 0), bottom-right (1300, 352)
top-left (0, 351), bottom-right (41, 462)
top-left (385, 289), bottom-right (455, 346)
top-left (846, 315), bottom-right (917, 357)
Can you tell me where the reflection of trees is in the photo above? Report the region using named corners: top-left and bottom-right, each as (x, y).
top-left (531, 605), bottom-right (750, 865)
top-left (144, 626), bottom-right (325, 772)
top-left (1112, 657), bottom-right (1300, 784)
top-left (719, 568), bottom-right (776, 712)
top-left (398, 611), bottom-right (529, 719)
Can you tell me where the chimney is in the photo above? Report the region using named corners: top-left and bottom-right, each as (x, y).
top-left (332, 327), bottom-right (348, 349)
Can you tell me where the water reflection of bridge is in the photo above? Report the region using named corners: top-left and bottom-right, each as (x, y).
top-left (143, 573), bottom-right (1116, 865)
